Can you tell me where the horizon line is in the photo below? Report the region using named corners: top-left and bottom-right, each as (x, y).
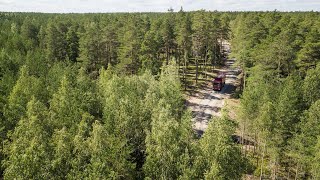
top-left (0, 9), bottom-right (319, 14)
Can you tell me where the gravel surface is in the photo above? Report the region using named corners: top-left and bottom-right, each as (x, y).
top-left (186, 44), bottom-right (240, 136)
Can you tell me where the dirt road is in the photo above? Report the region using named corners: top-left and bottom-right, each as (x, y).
top-left (186, 44), bottom-right (240, 136)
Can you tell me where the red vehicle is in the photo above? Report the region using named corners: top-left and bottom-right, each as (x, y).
top-left (213, 72), bottom-right (226, 91)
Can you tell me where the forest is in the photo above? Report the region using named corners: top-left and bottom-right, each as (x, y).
top-left (0, 9), bottom-right (319, 179)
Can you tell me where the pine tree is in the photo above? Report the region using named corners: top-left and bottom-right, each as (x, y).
top-left (25, 50), bottom-right (48, 77)
top-left (176, 10), bottom-right (192, 89)
top-left (38, 25), bottom-right (46, 50)
top-left (302, 64), bottom-right (320, 106)
top-left (45, 21), bottom-right (68, 61)
top-left (296, 42), bottom-right (320, 71)
top-left (294, 100), bottom-right (320, 177)
top-left (66, 25), bottom-right (79, 62)
top-left (78, 22), bottom-right (106, 75)
top-left (272, 75), bottom-right (303, 175)
top-left (311, 137), bottom-right (320, 179)
top-left (102, 22), bottom-right (119, 67)
top-left (161, 17), bottom-right (176, 65)
top-left (20, 17), bottom-right (39, 48)
top-left (140, 29), bottom-right (160, 74)
top-left (275, 75), bottom-right (302, 142)
top-left (208, 16), bottom-right (222, 69)
top-left (117, 16), bottom-right (143, 74)
top-left (192, 10), bottom-right (209, 84)
top-left (296, 26), bottom-right (320, 72)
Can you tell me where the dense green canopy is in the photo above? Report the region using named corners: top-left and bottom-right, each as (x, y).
top-left (0, 10), bottom-right (319, 179)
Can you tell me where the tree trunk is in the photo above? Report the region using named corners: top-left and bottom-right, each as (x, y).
top-left (243, 69), bottom-right (246, 90)
top-left (271, 160), bottom-right (278, 180)
top-left (196, 57), bottom-right (199, 85)
top-left (177, 49), bottom-right (180, 73)
top-left (184, 50), bottom-right (188, 90)
top-left (254, 132), bottom-right (257, 155)
top-left (166, 47), bottom-right (169, 65)
top-left (260, 143), bottom-right (266, 180)
top-left (278, 59), bottom-right (281, 78)
top-left (295, 163), bottom-right (299, 180)
top-left (241, 120), bottom-right (246, 155)
top-left (204, 49), bottom-right (208, 79)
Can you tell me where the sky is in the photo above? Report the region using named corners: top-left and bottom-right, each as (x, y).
top-left (0, 0), bottom-right (319, 13)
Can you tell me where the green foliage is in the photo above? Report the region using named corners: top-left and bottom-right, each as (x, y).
top-left (78, 22), bottom-right (106, 75)
top-left (3, 97), bottom-right (52, 179)
top-left (140, 29), bottom-right (161, 74)
top-left (51, 127), bottom-right (73, 178)
top-left (144, 102), bottom-right (182, 179)
top-left (233, 11), bottom-right (320, 179)
top-left (117, 16), bottom-right (144, 74)
top-left (0, 11), bottom-right (319, 179)
top-left (49, 68), bottom-right (99, 131)
top-left (302, 64), bottom-right (320, 106)
top-left (45, 21), bottom-right (68, 61)
top-left (20, 17), bottom-right (39, 49)
top-left (67, 113), bottom-right (93, 179)
top-left (66, 25), bottom-right (80, 62)
top-left (275, 75), bottom-right (302, 142)
top-left (199, 111), bottom-right (247, 180)
top-left (311, 137), bottom-right (320, 179)
top-left (86, 121), bottom-right (134, 179)
top-left (4, 66), bottom-right (46, 132)
top-left (291, 100), bottom-right (320, 177)
top-left (25, 50), bottom-right (48, 77)
top-left (192, 10), bottom-right (209, 57)
top-left (144, 103), bottom-right (194, 179)
top-left (160, 16), bottom-right (176, 64)
top-left (158, 60), bottom-right (183, 117)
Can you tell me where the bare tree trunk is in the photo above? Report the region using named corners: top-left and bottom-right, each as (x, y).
top-left (271, 160), bottom-right (278, 180)
top-left (177, 50), bottom-right (180, 70)
top-left (254, 132), bottom-right (257, 155)
top-left (131, 50), bottom-right (133, 75)
top-left (243, 70), bottom-right (246, 90)
top-left (184, 50), bottom-right (187, 90)
top-left (212, 44), bottom-right (215, 73)
top-left (260, 143), bottom-right (266, 180)
top-left (295, 163), bottom-right (299, 180)
top-left (166, 48), bottom-right (169, 65)
top-left (278, 59), bottom-right (281, 78)
top-left (220, 36), bottom-right (223, 55)
top-left (196, 57), bottom-right (199, 85)
top-left (241, 120), bottom-right (246, 155)
top-left (204, 49), bottom-right (208, 79)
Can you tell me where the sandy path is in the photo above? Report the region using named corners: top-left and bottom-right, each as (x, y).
top-left (186, 43), bottom-right (240, 136)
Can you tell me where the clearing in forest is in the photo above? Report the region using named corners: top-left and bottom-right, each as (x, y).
top-left (186, 43), bottom-right (241, 136)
